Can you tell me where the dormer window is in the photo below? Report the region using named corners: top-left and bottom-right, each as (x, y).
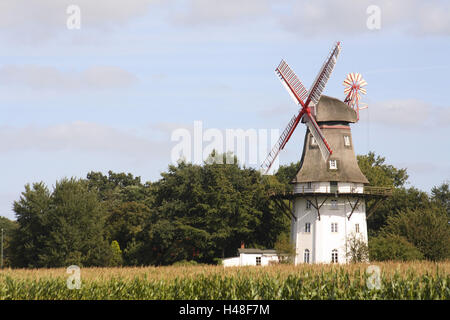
top-left (310, 135), bottom-right (317, 145)
top-left (344, 135), bottom-right (351, 146)
top-left (329, 160), bottom-right (337, 170)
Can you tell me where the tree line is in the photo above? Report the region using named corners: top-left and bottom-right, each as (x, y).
top-left (0, 151), bottom-right (448, 268)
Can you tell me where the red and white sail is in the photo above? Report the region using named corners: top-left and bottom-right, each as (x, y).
top-left (343, 72), bottom-right (368, 120)
top-left (261, 42), bottom-right (341, 174)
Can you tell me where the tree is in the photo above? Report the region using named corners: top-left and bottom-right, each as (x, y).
top-left (274, 233), bottom-right (295, 264)
top-left (355, 152), bottom-right (435, 234)
top-left (357, 152), bottom-right (408, 188)
top-left (345, 233), bottom-right (369, 263)
top-left (149, 152), bottom-right (287, 265)
top-left (105, 201), bottom-right (152, 264)
top-left (110, 240), bottom-right (123, 266)
top-left (369, 234), bottom-right (424, 261)
top-left (275, 161), bottom-right (301, 188)
top-left (0, 216), bottom-right (18, 267)
top-left (10, 182), bottom-right (52, 268)
top-left (379, 207), bottom-right (450, 261)
top-left (431, 181), bottom-right (450, 217)
top-left (11, 178), bottom-right (114, 268)
top-left (367, 187), bottom-right (432, 234)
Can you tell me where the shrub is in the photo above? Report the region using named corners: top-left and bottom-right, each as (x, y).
top-left (369, 234), bottom-right (423, 261)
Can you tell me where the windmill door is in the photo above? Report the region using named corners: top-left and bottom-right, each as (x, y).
top-left (330, 181), bottom-right (338, 193)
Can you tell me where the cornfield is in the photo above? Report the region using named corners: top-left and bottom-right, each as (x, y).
top-left (0, 261), bottom-right (448, 300)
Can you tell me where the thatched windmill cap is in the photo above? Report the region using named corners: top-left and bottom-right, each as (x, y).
top-left (293, 95), bottom-right (369, 184)
top-left (314, 95), bottom-right (358, 123)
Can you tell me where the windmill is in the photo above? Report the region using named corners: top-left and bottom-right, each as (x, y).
top-left (261, 42), bottom-right (341, 174)
top-left (264, 44), bottom-right (391, 265)
top-left (343, 72), bottom-right (368, 121)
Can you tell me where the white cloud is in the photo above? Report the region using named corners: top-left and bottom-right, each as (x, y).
top-left (1, 0), bottom-right (448, 45)
top-left (364, 99), bottom-right (450, 127)
top-left (166, 0), bottom-right (450, 36)
top-left (0, 0), bottom-right (158, 43)
top-left (279, 0), bottom-right (450, 36)
top-left (0, 65), bottom-right (138, 91)
top-left (172, 0), bottom-right (271, 25)
top-left (0, 122), bottom-right (168, 158)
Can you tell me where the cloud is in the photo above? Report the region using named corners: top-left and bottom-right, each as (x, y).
top-left (0, 0), bottom-right (157, 43)
top-left (1, 0), bottom-right (448, 44)
top-left (0, 65), bottom-right (138, 91)
top-left (172, 0), bottom-right (271, 26)
top-left (364, 99), bottom-right (450, 127)
top-left (171, 0), bottom-right (450, 36)
top-left (279, 0), bottom-right (450, 37)
top-left (0, 122), bottom-right (168, 158)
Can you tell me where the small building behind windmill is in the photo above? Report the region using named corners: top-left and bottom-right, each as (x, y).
top-left (222, 243), bottom-right (279, 267)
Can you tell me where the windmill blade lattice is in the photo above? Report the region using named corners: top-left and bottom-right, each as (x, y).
top-left (306, 42), bottom-right (342, 107)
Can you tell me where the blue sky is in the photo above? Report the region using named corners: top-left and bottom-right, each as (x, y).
top-left (1, 0), bottom-right (449, 219)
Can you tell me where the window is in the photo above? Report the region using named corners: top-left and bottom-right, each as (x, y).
top-left (344, 135), bottom-right (351, 146)
top-left (307, 182), bottom-right (312, 189)
top-left (256, 257), bottom-right (261, 266)
top-left (355, 224), bottom-right (360, 233)
top-left (329, 160), bottom-right (337, 170)
top-left (330, 199), bottom-right (338, 209)
top-left (331, 222), bottom-right (338, 233)
top-left (304, 249), bottom-right (310, 264)
top-left (306, 200), bottom-right (312, 210)
top-left (330, 181), bottom-right (338, 193)
top-left (331, 249), bottom-right (338, 263)
top-left (305, 223), bottom-right (311, 233)
top-left (310, 135), bottom-right (317, 146)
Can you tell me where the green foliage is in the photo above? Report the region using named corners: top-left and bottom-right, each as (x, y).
top-left (274, 161), bottom-right (301, 187)
top-left (172, 260), bottom-right (199, 266)
top-left (0, 217), bottom-right (18, 267)
top-left (149, 156), bottom-right (286, 264)
top-left (369, 234), bottom-right (424, 261)
top-left (110, 241), bottom-right (123, 266)
top-left (274, 233), bottom-right (295, 264)
top-left (357, 152), bottom-right (408, 188)
top-left (431, 181), bottom-right (450, 217)
top-left (7, 150), bottom-right (446, 267)
top-left (10, 182), bottom-right (52, 268)
top-left (10, 179), bottom-right (114, 268)
top-left (345, 233), bottom-right (370, 263)
top-left (368, 187), bottom-right (432, 234)
top-left (379, 207), bottom-right (450, 261)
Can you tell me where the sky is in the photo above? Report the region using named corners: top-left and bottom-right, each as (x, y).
top-left (0, 0), bottom-right (449, 220)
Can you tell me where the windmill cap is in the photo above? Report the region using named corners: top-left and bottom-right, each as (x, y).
top-left (315, 95), bottom-right (357, 123)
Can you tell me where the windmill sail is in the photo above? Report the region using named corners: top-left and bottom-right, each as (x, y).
top-left (275, 60), bottom-right (309, 106)
top-left (303, 113), bottom-right (332, 160)
top-left (260, 41), bottom-right (341, 175)
top-left (306, 42), bottom-right (341, 106)
top-left (261, 112), bottom-right (303, 174)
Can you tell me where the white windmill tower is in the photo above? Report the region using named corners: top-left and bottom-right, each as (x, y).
top-left (262, 42), bottom-right (388, 264)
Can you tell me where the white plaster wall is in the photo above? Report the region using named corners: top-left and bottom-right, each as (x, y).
top-left (237, 253), bottom-right (279, 266)
top-left (292, 193), bottom-right (368, 264)
top-left (293, 198), bottom-right (314, 264)
top-left (222, 257), bottom-right (240, 267)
